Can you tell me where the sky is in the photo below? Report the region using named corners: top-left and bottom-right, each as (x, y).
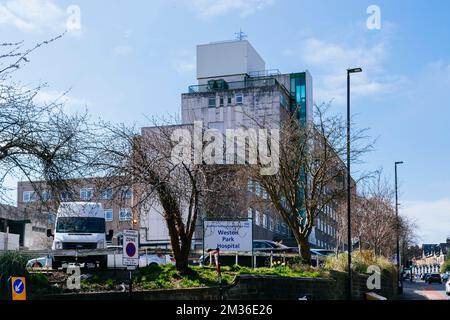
top-left (0, 0), bottom-right (449, 243)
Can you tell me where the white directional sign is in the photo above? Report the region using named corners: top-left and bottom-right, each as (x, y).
top-left (122, 229), bottom-right (139, 266)
top-left (204, 220), bottom-right (252, 252)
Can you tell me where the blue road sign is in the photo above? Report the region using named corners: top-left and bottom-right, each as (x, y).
top-left (126, 242), bottom-right (136, 257)
top-left (13, 278), bottom-right (24, 294)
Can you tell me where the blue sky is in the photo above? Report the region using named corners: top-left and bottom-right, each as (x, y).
top-left (1, 0), bottom-right (449, 243)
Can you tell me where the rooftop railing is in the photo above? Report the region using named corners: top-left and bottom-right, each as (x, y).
top-left (188, 77), bottom-right (277, 94)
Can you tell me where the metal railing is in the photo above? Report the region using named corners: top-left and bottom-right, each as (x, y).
top-left (188, 77), bottom-right (277, 94)
top-left (248, 69), bottom-right (281, 78)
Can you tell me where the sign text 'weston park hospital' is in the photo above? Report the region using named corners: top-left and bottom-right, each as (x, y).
top-left (204, 220), bottom-right (252, 252)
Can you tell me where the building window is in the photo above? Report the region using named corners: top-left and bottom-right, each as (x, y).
top-left (105, 209), bottom-right (113, 222)
top-left (101, 188), bottom-right (113, 200)
top-left (208, 97), bottom-right (216, 108)
top-left (269, 218), bottom-right (274, 231)
top-left (262, 189), bottom-right (268, 200)
top-left (60, 191), bottom-right (73, 202)
top-left (263, 214), bottom-right (268, 229)
top-left (47, 213), bottom-right (56, 225)
top-left (247, 179), bottom-right (253, 192)
top-left (23, 191), bottom-right (36, 203)
top-left (227, 96), bottom-right (232, 104)
top-left (255, 210), bottom-right (261, 226)
top-left (42, 191), bottom-right (51, 202)
top-left (80, 188), bottom-right (93, 201)
top-left (121, 187), bottom-right (133, 199)
top-left (235, 94), bottom-right (243, 105)
top-left (219, 96), bottom-right (224, 106)
top-left (280, 94), bottom-right (286, 107)
top-left (247, 208), bottom-right (253, 219)
top-left (119, 208), bottom-right (132, 221)
top-left (255, 183), bottom-right (261, 197)
top-left (32, 226), bottom-right (46, 233)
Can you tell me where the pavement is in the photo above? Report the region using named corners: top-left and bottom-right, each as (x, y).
top-left (401, 279), bottom-right (449, 300)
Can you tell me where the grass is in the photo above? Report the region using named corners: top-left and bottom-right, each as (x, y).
top-left (132, 263), bottom-right (324, 290)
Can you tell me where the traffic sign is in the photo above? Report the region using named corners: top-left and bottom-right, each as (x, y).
top-left (123, 229), bottom-right (139, 266)
top-left (11, 277), bottom-right (26, 300)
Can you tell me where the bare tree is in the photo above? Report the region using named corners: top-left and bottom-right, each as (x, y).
top-left (335, 169), bottom-right (418, 260)
top-left (0, 35), bottom-right (92, 204)
top-left (93, 119), bottom-right (233, 274)
top-left (242, 103), bottom-right (373, 263)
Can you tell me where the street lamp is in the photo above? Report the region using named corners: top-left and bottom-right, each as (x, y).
top-left (395, 161), bottom-right (404, 294)
top-left (346, 67), bottom-right (362, 300)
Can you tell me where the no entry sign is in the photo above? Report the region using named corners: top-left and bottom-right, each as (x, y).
top-left (123, 229), bottom-right (139, 267)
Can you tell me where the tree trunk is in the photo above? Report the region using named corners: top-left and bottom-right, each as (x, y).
top-left (176, 240), bottom-right (192, 275)
top-left (298, 236), bottom-right (311, 264)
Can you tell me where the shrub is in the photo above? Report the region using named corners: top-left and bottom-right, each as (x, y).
top-left (441, 258), bottom-right (450, 273)
top-left (0, 251), bottom-right (30, 300)
top-left (324, 250), bottom-right (396, 274)
top-left (29, 273), bottom-right (49, 288)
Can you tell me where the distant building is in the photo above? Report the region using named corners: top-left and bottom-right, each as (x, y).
top-left (180, 39), bottom-right (338, 250)
top-left (17, 178), bottom-right (136, 248)
top-left (412, 240), bottom-right (450, 274)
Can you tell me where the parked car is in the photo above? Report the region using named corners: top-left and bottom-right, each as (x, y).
top-left (426, 273), bottom-right (442, 284)
top-left (252, 240), bottom-right (297, 253)
top-left (421, 273), bottom-right (430, 281)
top-left (446, 277), bottom-right (450, 296)
top-left (441, 273), bottom-right (449, 282)
top-left (105, 245), bottom-right (175, 268)
top-left (139, 253), bottom-right (175, 267)
top-left (26, 256), bottom-right (52, 269)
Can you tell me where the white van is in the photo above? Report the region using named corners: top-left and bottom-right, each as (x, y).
top-left (49, 202), bottom-right (111, 269)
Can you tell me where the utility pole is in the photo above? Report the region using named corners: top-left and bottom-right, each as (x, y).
top-left (395, 161), bottom-right (404, 295)
top-left (346, 67), bottom-right (362, 300)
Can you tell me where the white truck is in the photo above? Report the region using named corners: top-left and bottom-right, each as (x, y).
top-left (48, 202), bottom-right (112, 269)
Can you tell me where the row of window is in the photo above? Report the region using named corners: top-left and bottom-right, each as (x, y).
top-left (104, 208), bottom-right (132, 222)
top-left (317, 217), bottom-right (337, 237)
top-left (317, 239), bottom-right (333, 250)
top-left (322, 205), bottom-right (337, 221)
top-left (22, 187), bottom-right (133, 203)
top-left (247, 179), bottom-right (268, 199)
top-left (208, 93), bottom-right (243, 108)
top-left (248, 208), bottom-right (289, 236)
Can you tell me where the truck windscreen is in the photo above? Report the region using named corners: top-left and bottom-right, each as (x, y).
top-left (56, 217), bottom-right (106, 234)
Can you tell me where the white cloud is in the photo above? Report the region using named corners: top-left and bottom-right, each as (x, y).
top-left (403, 198), bottom-right (450, 244)
top-left (31, 88), bottom-right (91, 114)
top-left (171, 49), bottom-right (196, 74)
top-left (112, 45), bottom-right (133, 56)
top-left (284, 37), bottom-right (406, 105)
top-left (0, 0), bottom-right (66, 32)
top-left (188, 0), bottom-right (274, 18)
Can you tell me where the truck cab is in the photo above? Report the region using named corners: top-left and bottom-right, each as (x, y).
top-left (49, 202), bottom-right (111, 269)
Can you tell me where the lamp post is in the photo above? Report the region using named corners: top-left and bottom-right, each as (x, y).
top-left (346, 67), bottom-right (362, 300)
top-left (395, 161), bottom-right (404, 294)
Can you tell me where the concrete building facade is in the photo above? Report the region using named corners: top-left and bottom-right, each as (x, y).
top-left (179, 39), bottom-right (338, 249)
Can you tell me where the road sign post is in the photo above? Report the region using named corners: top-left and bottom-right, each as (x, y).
top-left (122, 230), bottom-right (139, 300)
top-left (10, 277), bottom-right (26, 300)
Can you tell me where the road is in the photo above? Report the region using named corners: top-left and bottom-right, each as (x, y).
top-left (402, 280), bottom-right (449, 300)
